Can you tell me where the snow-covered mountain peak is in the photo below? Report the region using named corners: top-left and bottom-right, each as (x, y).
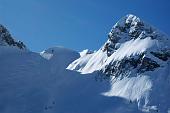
top-left (68, 14), bottom-right (170, 75)
top-left (67, 15), bottom-right (170, 112)
top-left (114, 14), bottom-right (141, 28)
top-left (103, 14), bottom-right (170, 56)
top-left (1, 15), bottom-right (170, 113)
top-left (0, 24), bottom-right (27, 50)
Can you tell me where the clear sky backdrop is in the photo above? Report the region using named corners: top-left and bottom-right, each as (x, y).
top-left (0, 0), bottom-right (170, 52)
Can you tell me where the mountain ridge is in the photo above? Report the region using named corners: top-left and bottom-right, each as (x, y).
top-left (0, 14), bottom-right (170, 113)
top-left (0, 24), bottom-right (27, 50)
top-left (67, 14), bottom-right (170, 75)
top-left (67, 14), bottom-right (170, 112)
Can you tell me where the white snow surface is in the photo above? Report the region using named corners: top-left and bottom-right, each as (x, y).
top-left (66, 14), bottom-right (170, 113)
top-left (0, 45), bottom-right (169, 113)
top-left (103, 75), bottom-right (152, 102)
top-left (67, 49), bottom-right (107, 74)
top-left (67, 37), bottom-right (161, 74)
top-left (1, 14), bottom-right (170, 113)
top-left (0, 46), bottom-right (145, 113)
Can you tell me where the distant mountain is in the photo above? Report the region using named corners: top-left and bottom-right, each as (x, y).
top-left (0, 24), bottom-right (26, 49)
top-left (0, 14), bottom-right (170, 113)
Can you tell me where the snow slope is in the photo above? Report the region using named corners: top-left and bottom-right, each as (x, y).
top-left (0, 14), bottom-right (170, 113)
top-left (67, 14), bottom-right (170, 112)
top-left (0, 46), bottom-right (143, 113)
top-left (67, 49), bottom-right (107, 74)
top-left (67, 14), bottom-right (170, 74)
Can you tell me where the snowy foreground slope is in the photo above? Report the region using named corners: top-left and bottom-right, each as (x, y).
top-left (0, 46), bottom-right (142, 113)
top-left (0, 14), bottom-right (170, 113)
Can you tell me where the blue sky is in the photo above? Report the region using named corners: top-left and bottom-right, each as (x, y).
top-left (0, 0), bottom-right (170, 52)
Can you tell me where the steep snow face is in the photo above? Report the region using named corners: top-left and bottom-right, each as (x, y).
top-left (103, 75), bottom-right (153, 112)
top-left (1, 14), bottom-right (170, 113)
top-left (67, 49), bottom-right (107, 74)
top-left (104, 37), bottom-right (157, 62)
top-left (0, 25), bottom-right (27, 49)
top-left (67, 14), bottom-right (170, 112)
top-left (103, 76), bottom-right (152, 101)
top-left (101, 14), bottom-right (170, 77)
top-left (68, 14), bottom-right (170, 74)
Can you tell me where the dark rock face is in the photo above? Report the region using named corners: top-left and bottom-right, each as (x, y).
top-left (101, 14), bottom-right (170, 77)
top-left (138, 57), bottom-right (160, 73)
top-left (102, 54), bottom-right (160, 77)
top-left (150, 50), bottom-right (170, 61)
top-left (0, 24), bottom-right (26, 49)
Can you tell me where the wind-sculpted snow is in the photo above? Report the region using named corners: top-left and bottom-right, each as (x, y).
top-left (68, 14), bottom-right (170, 74)
top-left (0, 46), bottom-right (144, 113)
top-left (0, 14), bottom-right (170, 113)
top-left (67, 14), bottom-right (170, 112)
top-left (103, 76), bottom-right (152, 101)
top-left (67, 49), bottom-right (107, 74)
